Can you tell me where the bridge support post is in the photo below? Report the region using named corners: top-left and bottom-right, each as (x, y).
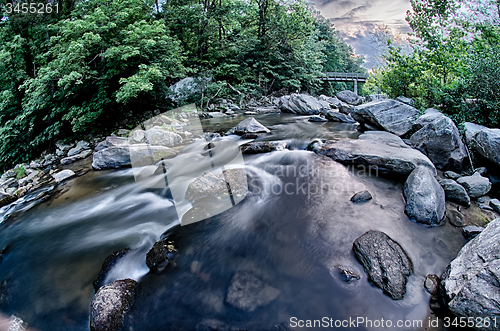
top-left (353, 79), bottom-right (358, 95)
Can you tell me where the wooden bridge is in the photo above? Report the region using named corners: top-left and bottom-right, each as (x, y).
top-left (318, 72), bottom-right (369, 95)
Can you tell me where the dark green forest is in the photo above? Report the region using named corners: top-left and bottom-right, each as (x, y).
top-left (0, 0), bottom-right (364, 169)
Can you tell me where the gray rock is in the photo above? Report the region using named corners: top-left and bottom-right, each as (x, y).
top-left (410, 111), bottom-right (467, 171)
top-left (308, 115), bottom-right (328, 122)
top-left (318, 95), bottom-right (343, 108)
top-left (269, 141), bottom-right (287, 151)
top-left (461, 225), bottom-right (484, 241)
top-left (92, 145), bottom-right (176, 170)
top-left (60, 149), bottom-right (93, 165)
top-left (278, 94), bottom-right (331, 115)
top-left (52, 169), bottom-right (76, 184)
top-left (90, 279), bottom-right (139, 331)
top-left (350, 190), bottom-right (372, 203)
top-left (475, 167), bottom-right (488, 177)
top-left (457, 173), bottom-right (492, 198)
top-left (366, 94), bottom-right (387, 102)
top-left (29, 160), bottom-right (42, 168)
top-left (395, 96), bottom-right (415, 106)
top-left (490, 199), bottom-right (500, 214)
top-left (145, 128), bottom-right (183, 147)
top-left (169, 77), bottom-right (200, 102)
top-left (116, 129), bottom-right (130, 137)
top-left (404, 166), bottom-right (446, 226)
top-left (336, 90), bottom-right (363, 106)
top-left (463, 122), bottom-right (486, 146)
top-left (241, 142), bottom-right (276, 154)
top-left (67, 141), bottom-right (90, 157)
top-left (353, 230), bottom-right (413, 300)
top-left (307, 139), bottom-right (324, 153)
top-left (93, 249), bottom-right (130, 292)
top-left (338, 102), bottom-right (355, 115)
top-left (95, 136), bottom-right (129, 151)
top-left (233, 117), bottom-right (270, 135)
top-left (55, 140), bottom-right (74, 152)
top-left (1, 178), bottom-right (18, 189)
top-left (424, 274), bottom-right (440, 296)
top-left (129, 130), bottom-right (146, 144)
top-left (225, 271), bottom-right (280, 312)
top-left (474, 128), bottom-right (500, 167)
top-left (351, 99), bottom-right (419, 137)
top-left (444, 171), bottom-right (461, 180)
top-left (321, 109), bottom-right (357, 123)
top-left (441, 219), bottom-right (500, 328)
top-left (318, 131), bottom-right (436, 176)
top-left (439, 179), bottom-right (471, 206)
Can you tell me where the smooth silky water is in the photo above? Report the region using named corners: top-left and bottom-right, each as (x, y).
top-left (0, 114), bottom-right (466, 330)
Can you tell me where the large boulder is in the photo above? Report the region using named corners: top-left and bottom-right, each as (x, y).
top-left (145, 128), bottom-right (183, 147)
top-left (440, 219), bottom-right (500, 329)
top-left (336, 90), bottom-right (363, 106)
top-left (278, 94), bottom-right (331, 115)
top-left (352, 231), bottom-right (413, 300)
top-left (318, 131), bottom-right (436, 176)
top-left (410, 111), bottom-right (468, 171)
top-left (225, 271), bottom-right (280, 312)
top-left (473, 128), bottom-right (500, 167)
top-left (321, 109), bottom-right (356, 123)
top-left (438, 179), bottom-right (471, 207)
top-left (456, 173), bottom-right (492, 198)
top-left (168, 77), bottom-right (200, 102)
top-left (93, 249), bottom-right (130, 292)
top-left (95, 137), bottom-right (129, 151)
top-left (90, 279), bottom-right (139, 331)
top-left (403, 166), bottom-right (445, 226)
top-left (60, 149), bottom-right (93, 165)
top-left (351, 99), bottom-right (419, 137)
top-left (464, 122), bottom-right (486, 146)
top-left (92, 145), bottom-right (176, 170)
top-left (395, 96), bottom-right (415, 106)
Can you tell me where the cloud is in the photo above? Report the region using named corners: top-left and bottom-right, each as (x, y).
top-left (312, 0), bottom-right (412, 68)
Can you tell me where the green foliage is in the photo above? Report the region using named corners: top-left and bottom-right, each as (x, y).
top-left (0, 0), bottom-right (364, 169)
top-left (14, 165), bottom-right (26, 180)
top-left (373, 0), bottom-right (500, 127)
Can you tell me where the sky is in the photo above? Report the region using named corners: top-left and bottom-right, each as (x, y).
top-left (313, 0), bottom-right (412, 68)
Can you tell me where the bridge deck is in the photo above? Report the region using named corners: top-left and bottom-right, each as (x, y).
top-left (318, 72), bottom-right (368, 81)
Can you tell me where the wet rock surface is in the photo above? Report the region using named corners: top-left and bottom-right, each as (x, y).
top-left (52, 169), bottom-right (76, 184)
top-left (461, 225), bottom-right (484, 241)
top-left (278, 94), bottom-right (331, 115)
top-left (318, 131), bottom-right (436, 176)
top-left (225, 271), bottom-right (281, 312)
top-left (241, 142), bottom-right (276, 154)
top-left (185, 169), bottom-right (248, 203)
top-left (231, 117), bottom-right (271, 135)
top-left (351, 99), bottom-right (419, 136)
top-left (350, 190), bottom-right (372, 203)
top-left (146, 235), bottom-right (177, 273)
top-left (90, 278), bottom-right (139, 331)
top-left (93, 249), bottom-right (130, 292)
top-left (321, 109), bottom-right (356, 123)
top-left (352, 230), bottom-right (413, 300)
top-left (441, 219), bottom-right (500, 328)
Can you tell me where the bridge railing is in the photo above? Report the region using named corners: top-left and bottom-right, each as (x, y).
top-left (323, 72), bottom-right (369, 80)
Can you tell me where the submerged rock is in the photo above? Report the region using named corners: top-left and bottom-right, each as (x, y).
top-left (90, 279), bottom-right (139, 331)
top-left (92, 145), bottom-right (176, 170)
top-left (440, 219), bottom-right (500, 329)
top-left (93, 249), bottom-right (130, 292)
top-left (336, 90), bottom-right (363, 106)
top-left (185, 169), bottom-right (248, 203)
top-left (318, 131), bottom-right (436, 176)
top-left (456, 172), bottom-right (492, 198)
top-left (351, 99), bottom-right (419, 136)
top-left (404, 166), bottom-right (445, 226)
top-left (353, 230), bottom-right (413, 300)
top-left (146, 235), bottom-right (176, 273)
top-left (439, 179), bottom-right (471, 206)
top-left (410, 111), bottom-right (468, 171)
top-left (225, 271), bottom-right (280, 312)
top-left (350, 190), bottom-right (372, 203)
top-left (424, 274), bottom-right (440, 296)
top-left (339, 267), bottom-right (361, 282)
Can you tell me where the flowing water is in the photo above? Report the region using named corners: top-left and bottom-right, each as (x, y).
top-left (0, 114), bottom-right (466, 331)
